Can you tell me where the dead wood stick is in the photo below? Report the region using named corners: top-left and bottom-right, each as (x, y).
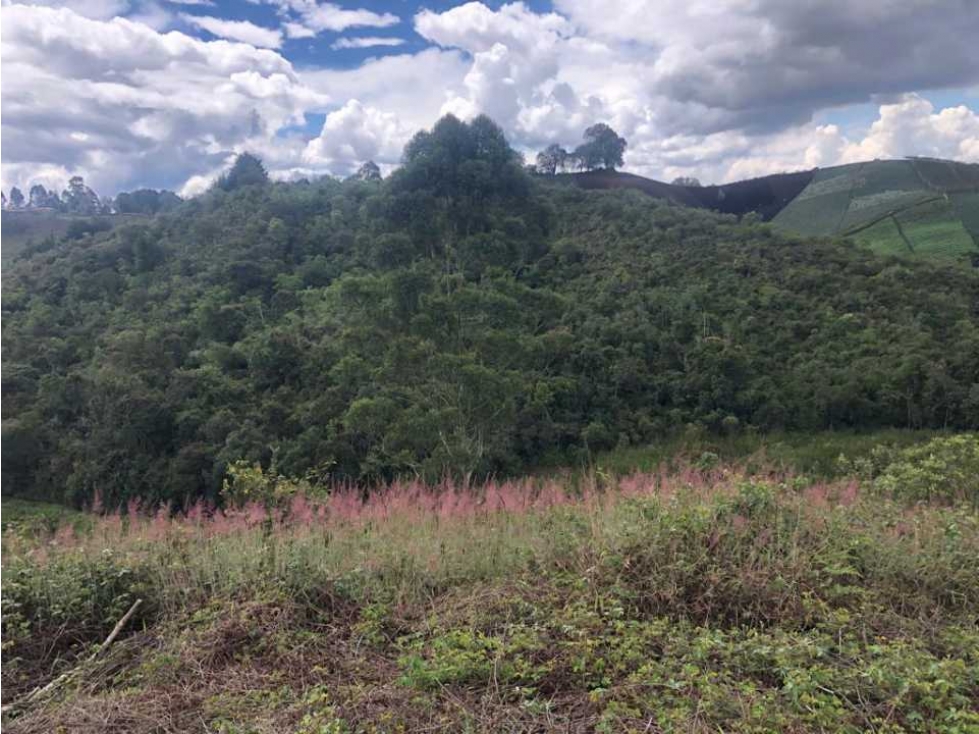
top-left (90, 598), bottom-right (143, 661)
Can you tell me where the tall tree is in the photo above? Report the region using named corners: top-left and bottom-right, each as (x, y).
top-left (354, 161), bottom-right (382, 182)
top-left (9, 186), bottom-right (25, 208)
top-left (219, 153), bottom-right (269, 191)
top-left (62, 176), bottom-right (101, 215)
top-left (535, 144), bottom-right (569, 175)
top-left (573, 123), bottom-right (627, 171)
top-left (30, 184), bottom-right (48, 208)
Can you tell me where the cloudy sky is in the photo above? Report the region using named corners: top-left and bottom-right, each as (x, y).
top-left (2, 0), bottom-right (979, 197)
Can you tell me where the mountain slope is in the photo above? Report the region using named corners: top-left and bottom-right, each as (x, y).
top-left (563, 158), bottom-right (979, 261)
top-left (4, 184), bottom-right (979, 506)
top-left (771, 158), bottom-right (979, 259)
top-left (564, 169), bottom-right (816, 220)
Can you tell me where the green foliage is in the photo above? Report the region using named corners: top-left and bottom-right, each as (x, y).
top-left (873, 434), bottom-right (979, 506)
top-left (64, 216), bottom-right (113, 240)
top-left (3, 117), bottom-right (979, 507)
top-left (220, 458), bottom-right (320, 507)
top-left (114, 188), bottom-right (182, 214)
top-left (573, 123), bottom-right (627, 171)
top-left (2, 549), bottom-right (155, 691)
top-left (219, 152), bottom-right (269, 191)
top-left (3, 463), bottom-right (979, 730)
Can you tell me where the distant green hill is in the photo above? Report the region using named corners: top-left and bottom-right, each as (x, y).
top-left (1, 210), bottom-right (151, 262)
top-left (565, 158), bottom-right (979, 262)
top-left (771, 159), bottom-right (979, 261)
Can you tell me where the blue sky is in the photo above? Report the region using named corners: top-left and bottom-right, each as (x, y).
top-left (3, 0), bottom-right (979, 196)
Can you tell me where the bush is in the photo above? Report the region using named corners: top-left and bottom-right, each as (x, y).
top-left (873, 434), bottom-right (979, 506)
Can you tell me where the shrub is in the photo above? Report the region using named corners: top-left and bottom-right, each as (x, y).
top-left (220, 459), bottom-right (316, 508)
top-left (873, 434), bottom-right (979, 506)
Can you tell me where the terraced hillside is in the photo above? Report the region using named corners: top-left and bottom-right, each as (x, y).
top-left (771, 158), bottom-right (979, 260)
top-left (565, 158), bottom-right (979, 262)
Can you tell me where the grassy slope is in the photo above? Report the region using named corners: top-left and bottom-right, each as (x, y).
top-left (559, 159), bottom-right (977, 260)
top-left (3, 434), bottom-right (978, 733)
top-left (849, 197), bottom-right (977, 259)
top-left (563, 170), bottom-right (701, 207)
top-left (564, 169), bottom-right (815, 221)
top-left (952, 191), bottom-right (979, 244)
top-left (772, 159), bottom-right (979, 261)
top-left (1, 498), bottom-right (85, 533)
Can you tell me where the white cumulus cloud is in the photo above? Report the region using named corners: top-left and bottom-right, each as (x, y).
top-left (2, 0), bottom-right (978, 196)
top-left (0, 3), bottom-right (327, 194)
top-left (302, 99), bottom-right (413, 175)
top-left (260, 0), bottom-right (398, 38)
top-left (331, 36), bottom-right (405, 50)
top-left (180, 14), bottom-right (283, 48)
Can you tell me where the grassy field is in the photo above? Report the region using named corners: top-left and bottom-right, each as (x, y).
top-left (2, 433), bottom-right (977, 733)
top-left (848, 197), bottom-right (978, 259)
top-left (773, 160), bottom-right (979, 262)
top-left (771, 165), bottom-right (856, 235)
top-left (911, 158), bottom-right (979, 191)
top-left (952, 191), bottom-right (979, 244)
top-left (0, 498), bottom-right (85, 533)
top-left (850, 216), bottom-right (910, 256)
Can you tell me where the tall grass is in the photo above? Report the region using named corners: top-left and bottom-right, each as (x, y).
top-left (5, 465), bottom-right (977, 643)
top-left (4, 461), bottom-right (979, 732)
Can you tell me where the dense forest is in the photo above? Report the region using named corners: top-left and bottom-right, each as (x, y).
top-left (3, 114), bottom-right (979, 507)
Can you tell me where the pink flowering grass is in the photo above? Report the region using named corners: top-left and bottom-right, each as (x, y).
top-left (8, 464), bottom-right (864, 563)
top-left (5, 461), bottom-right (974, 628)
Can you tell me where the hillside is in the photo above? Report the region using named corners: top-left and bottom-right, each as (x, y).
top-left (565, 168), bottom-right (815, 221)
top-left (772, 158), bottom-right (979, 260)
top-left (1, 210), bottom-right (151, 262)
top-left (3, 436), bottom-right (979, 732)
top-left (562, 158), bottom-right (979, 261)
top-left (3, 115), bottom-right (979, 509)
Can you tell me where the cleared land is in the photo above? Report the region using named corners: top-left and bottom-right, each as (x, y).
top-left (3, 434), bottom-right (977, 733)
top-left (564, 158), bottom-right (978, 262)
top-left (773, 159), bottom-right (979, 261)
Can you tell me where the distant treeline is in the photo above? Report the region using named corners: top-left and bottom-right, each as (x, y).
top-left (2, 177), bottom-right (181, 215)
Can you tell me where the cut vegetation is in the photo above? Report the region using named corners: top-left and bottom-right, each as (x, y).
top-left (3, 435), bottom-right (978, 733)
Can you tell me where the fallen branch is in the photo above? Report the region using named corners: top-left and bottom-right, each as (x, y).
top-left (92, 598), bottom-right (143, 661)
top-left (1, 598), bottom-right (143, 717)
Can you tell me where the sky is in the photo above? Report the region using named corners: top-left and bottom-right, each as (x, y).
top-left (2, 0), bottom-right (979, 197)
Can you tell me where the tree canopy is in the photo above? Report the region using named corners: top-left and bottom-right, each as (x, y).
top-left (536, 144), bottom-right (570, 175)
top-left (219, 152), bottom-right (269, 191)
top-left (573, 123), bottom-right (627, 171)
top-left (115, 188), bottom-right (182, 214)
top-left (2, 115), bottom-right (978, 508)
top-left (535, 124), bottom-right (628, 174)
top-left (354, 161), bottom-right (382, 182)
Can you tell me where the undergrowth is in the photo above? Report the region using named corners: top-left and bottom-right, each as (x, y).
top-left (2, 437), bottom-right (978, 732)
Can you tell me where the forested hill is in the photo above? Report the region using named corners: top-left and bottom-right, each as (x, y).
top-left (3, 115), bottom-right (979, 507)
